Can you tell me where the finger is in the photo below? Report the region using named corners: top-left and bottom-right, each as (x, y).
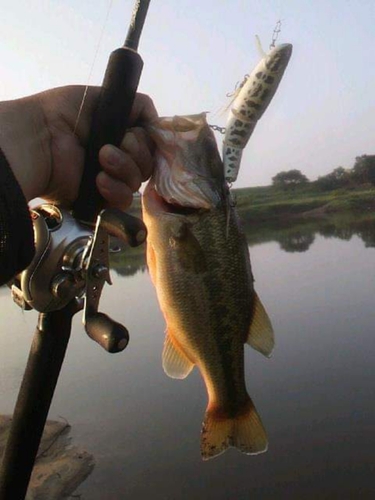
top-left (99, 144), bottom-right (142, 192)
top-left (40, 85), bottom-right (101, 143)
top-left (96, 171), bottom-right (133, 210)
top-left (121, 127), bottom-right (155, 181)
top-left (129, 93), bottom-right (158, 125)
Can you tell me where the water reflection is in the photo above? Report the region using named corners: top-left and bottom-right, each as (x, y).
top-left (110, 214), bottom-right (375, 275)
top-left (109, 239), bottom-right (147, 276)
top-left (241, 212), bottom-right (375, 252)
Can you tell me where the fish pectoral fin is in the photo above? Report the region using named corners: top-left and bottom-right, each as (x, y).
top-left (169, 223), bottom-right (207, 273)
top-left (162, 333), bottom-right (194, 379)
top-left (146, 242), bottom-right (157, 284)
top-left (246, 292), bottom-right (274, 358)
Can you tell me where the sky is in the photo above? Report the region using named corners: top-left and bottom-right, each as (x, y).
top-left (1, 0), bottom-right (375, 188)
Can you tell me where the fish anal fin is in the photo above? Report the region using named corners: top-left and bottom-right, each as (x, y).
top-left (162, 333), bottom-right (194, 379)
top-left (201, 399), bottom-right (268, 461)
top-left (246, 292), bottom-right (274, 357)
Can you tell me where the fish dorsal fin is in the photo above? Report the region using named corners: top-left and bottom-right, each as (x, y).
top-left (162, 333), bottom-right (195, 379)
top-left (246, 292), bottom-right (274, 357)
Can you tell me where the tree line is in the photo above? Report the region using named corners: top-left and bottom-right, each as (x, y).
top-left (272, 154), bottom-right (375, 191)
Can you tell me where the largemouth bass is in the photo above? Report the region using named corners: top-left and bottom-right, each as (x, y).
top-left (142, 114), bottom-right (274, 460)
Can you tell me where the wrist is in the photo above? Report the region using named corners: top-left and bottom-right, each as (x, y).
top-left (0, 95), bottom-right (51, 201)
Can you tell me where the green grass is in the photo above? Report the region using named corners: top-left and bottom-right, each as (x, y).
top-left (234, 184), bottom-right (375, 221)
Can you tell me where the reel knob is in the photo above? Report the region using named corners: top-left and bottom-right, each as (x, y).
top-left (85, 312), bottom-right (129, 353)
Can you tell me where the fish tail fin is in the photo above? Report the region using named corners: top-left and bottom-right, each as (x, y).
top-left (200, 400), bottom-right (268, 461)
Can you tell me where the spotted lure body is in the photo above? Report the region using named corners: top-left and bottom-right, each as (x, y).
top-left (223, 41), bottom-right (293, 182)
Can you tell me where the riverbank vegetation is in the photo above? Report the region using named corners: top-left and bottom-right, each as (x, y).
top-left (236, 154), bottom-right (375, 221)
top-left (235, 184), bottom-right (375, 221)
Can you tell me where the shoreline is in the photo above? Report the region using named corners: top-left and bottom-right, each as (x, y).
top-left (234, 184), bottom-right (375, 223)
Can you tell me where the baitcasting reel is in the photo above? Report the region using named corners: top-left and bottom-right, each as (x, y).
top-left (8, 0), bottom-right (149, 355)
top-left (9, 204), bottom-right (147, 353)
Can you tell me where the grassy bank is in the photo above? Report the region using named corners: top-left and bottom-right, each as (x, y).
top-left (234, 184), bottom-right (375, 221)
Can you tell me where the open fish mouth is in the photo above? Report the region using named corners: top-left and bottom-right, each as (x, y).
top-left (153, 153), bottom-right (221, 210)
top-left (143, 181), bottom-right (201, 216)
top-left (148, 114), bottom-right (224, 210)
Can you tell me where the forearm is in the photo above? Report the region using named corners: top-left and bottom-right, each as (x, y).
top-left (0, 95), bottom-right (50, 201)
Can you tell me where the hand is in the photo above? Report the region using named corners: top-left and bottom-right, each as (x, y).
top-left (0, 85), bottom-right (158, 209)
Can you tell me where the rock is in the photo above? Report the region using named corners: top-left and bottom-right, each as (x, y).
top-left (0, 415), bottom-right (95, 499)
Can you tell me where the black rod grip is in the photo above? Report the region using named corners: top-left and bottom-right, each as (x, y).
top-left (73, 48), bottom-right (143, 223)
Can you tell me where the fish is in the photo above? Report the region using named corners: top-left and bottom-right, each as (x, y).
top-left (223, 39), bottom-right (293, 183)
top-left (142, 113), bottom-right (274, 460)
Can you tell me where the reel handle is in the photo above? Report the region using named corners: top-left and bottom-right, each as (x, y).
top-left (83, 208), bottom-right (146, 353)
top-left (101, 208), bottom-right (147, 247)
top-left (85, 312), bottom-right (129, 353)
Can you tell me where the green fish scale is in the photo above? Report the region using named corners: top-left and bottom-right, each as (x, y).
top-left (157, 205), bottom-right (254, 412)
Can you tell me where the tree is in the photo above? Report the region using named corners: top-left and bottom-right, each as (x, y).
top-left (315, 166), bottom-right (352, 191)
top-left (272, 169), bottom-right (309, 190)
top-left (352, 155), bottom-right (375, 185)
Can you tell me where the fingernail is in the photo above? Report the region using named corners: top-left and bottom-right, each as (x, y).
top-left (122, 132), bottom-right (139, 154)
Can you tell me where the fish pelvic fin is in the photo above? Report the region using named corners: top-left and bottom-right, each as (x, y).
top-left (162, 332), bottom-right (194, 379)
top-left (246, 292), bottom-right (274, 357)
top-left (200, 399), bottom-right (268, 461)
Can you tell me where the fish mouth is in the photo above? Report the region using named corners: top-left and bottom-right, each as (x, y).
top-left (148, 114), bottom-right (223, 210)
top-left (143, 182), bottom-right (202, 215)
top-left (153, 155), bottom-right (221, 210)
top-left (153, 134), bottom-right (225, 210)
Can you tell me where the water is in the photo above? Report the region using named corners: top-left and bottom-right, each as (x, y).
top-left (1, 216), bottom-right (375, 499)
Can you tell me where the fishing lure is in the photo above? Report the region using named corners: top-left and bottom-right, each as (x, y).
top-left (223, 37), bottom-right (293, 183)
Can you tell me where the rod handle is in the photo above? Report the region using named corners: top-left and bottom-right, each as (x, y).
top-left (73, 48), bottom-right (143, 223)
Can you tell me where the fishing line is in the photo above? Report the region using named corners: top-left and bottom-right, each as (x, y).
top-left (269, 19), bottom-right (282, 49)
top-left (73, 0), bottom-right (115, 135)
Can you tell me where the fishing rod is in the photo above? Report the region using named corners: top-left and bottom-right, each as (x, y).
top-left (0, 1), bottom-right (151, 498)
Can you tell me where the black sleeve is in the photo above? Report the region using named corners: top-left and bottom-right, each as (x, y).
top-left (0, 148), bottom-right (35, 285)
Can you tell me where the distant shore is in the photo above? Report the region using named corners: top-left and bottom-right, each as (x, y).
top-left (234, 184), bottom-right (375, 222)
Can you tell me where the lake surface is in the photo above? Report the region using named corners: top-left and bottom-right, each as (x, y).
top-left (1, 215), bottom-right (375, 499)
